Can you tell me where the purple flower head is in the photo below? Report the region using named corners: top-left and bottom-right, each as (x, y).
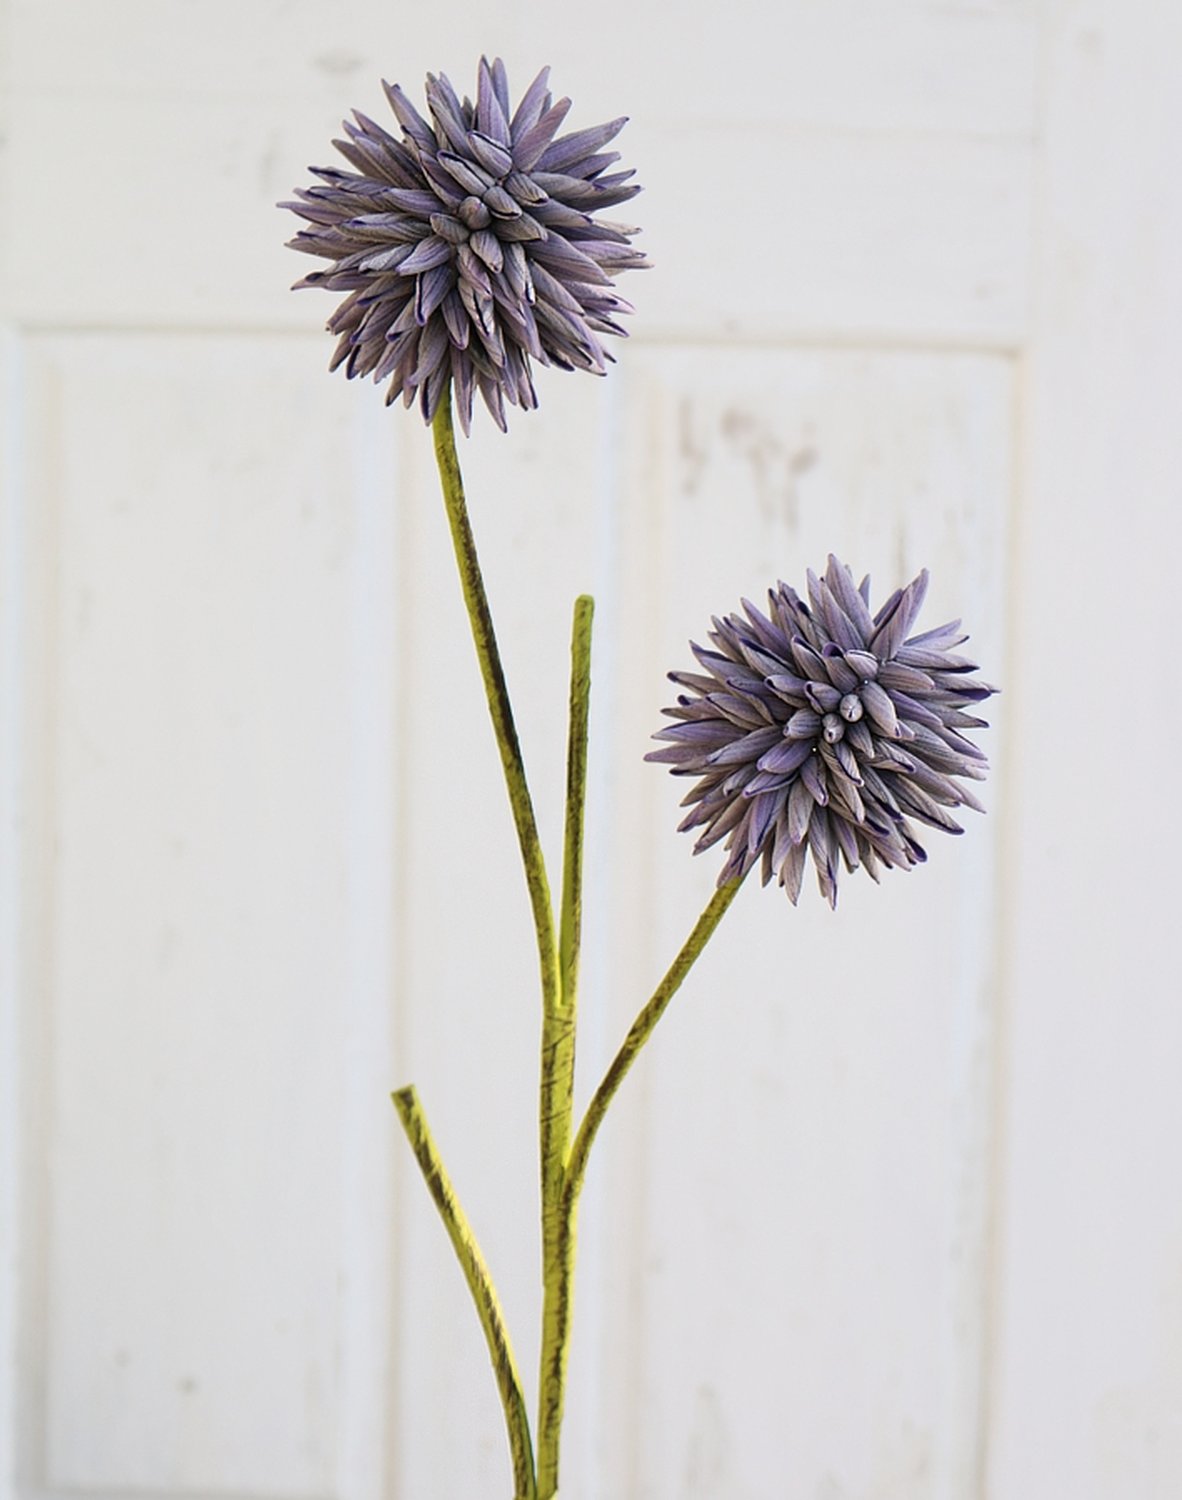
top-left (282, 58), bottom-right (648, 432)
top-left (647, 556), bottom-right (997, 909)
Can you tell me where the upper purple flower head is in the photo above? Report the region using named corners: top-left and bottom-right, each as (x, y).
top-left (648, 556), bottom-right (997, 908)
top-left (282, 58), bottom-right (648, 432)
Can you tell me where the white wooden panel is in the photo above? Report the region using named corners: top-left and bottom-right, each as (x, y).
top-left (0, 0), bottom-right (9, 291)
top-left (0, 322), bottom-right (25, 1499)
top-left (6, 101), bottom-right (1033, 346)
top-left (0, 0), bottom-right (1056, 1495)
top-left (2, 90), bottom-right (315, 331)
top-left (566, 1), bottom-right (1040, 139)
top-left (636, 126), bottom-right (1032, 348)
top-left (7, 0), bottom-right (391, 101)
top-left (986, 5), bottom-right (1182, 1497)
top-left (8, 332), bottom-right (402, 1498)
top-left (1, 5), bottom-right (20, 1467)
top-left (590, 344), bottom-right (1012, 1498)
top-left (6, 3), bottom-right (1033, 344)
top-left (10, 0), bottom-right (1040, 139)
top-left (1, 4), bottom-right (19, 1465)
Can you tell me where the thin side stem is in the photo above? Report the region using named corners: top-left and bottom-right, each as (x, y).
top-left (535, 595), bottom-right (594, 1499)
top-left (392, 1086), bottom-right (537, 1500)
top-left (556, 595), bottom-right (594, 1156)
top-left (565, 878), bottom-right (744, 1215)
top-left (430, 397), bottom-right (559, 1013)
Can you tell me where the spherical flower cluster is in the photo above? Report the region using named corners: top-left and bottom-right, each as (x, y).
top-left (282, 57), bottom-right (648, 432)
top-left (647, 556), bottom-right (996, 908)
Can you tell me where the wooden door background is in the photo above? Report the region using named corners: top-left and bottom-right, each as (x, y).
top-left (2, 2), bottom-right (1180, 1497)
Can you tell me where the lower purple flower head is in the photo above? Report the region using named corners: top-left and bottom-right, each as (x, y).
top-left (647, 556), bottom-right (997, 908)
top-left (282, 57), bottom-right (648, 432)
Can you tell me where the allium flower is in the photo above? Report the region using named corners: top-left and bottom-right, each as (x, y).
top-left (282, 57), bottom-right (648, 432)
top-left (647, 556), bottom-right (996, 908)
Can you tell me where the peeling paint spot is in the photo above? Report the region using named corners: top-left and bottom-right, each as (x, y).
top-left (74, 585), bottom-right (93, 637)
top-left (677, 396), bottom-right (709, 496)
top-left (156, 922), bottom-right (179, 970)
top-left (258, 146), bottom-right (279, 191)
top-left (314, 49), bottom-right (364, 77)
top-left (1077, 26), bottom-right (1103, 58)
top-left (719, 406), bottom-right (815, 529)
top-left (682, 1383), bottom-right (731, 1496)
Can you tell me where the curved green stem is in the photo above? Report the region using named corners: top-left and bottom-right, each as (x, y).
top-left (535, 596), bottom-right (594, 1497)
top-left (392, 1086), bottom-right (537, 1500)
top-left (426, 400), bottom-right (742, 1498)
top-left (430, 397), bottom-right (559, 1015)
top-left (565, 877), bottom-right (744, 1215)
top-left (429, 397), bottom-right (559, 1499)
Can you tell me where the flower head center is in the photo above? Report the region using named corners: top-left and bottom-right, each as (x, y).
top-left (839, 692), bottom-right (863, 723)
top-left (459, 196), bottom-right (492, 230)
top-left (817, 689), bottom-right (866, 744)
top-left (821, 713), bottom-right (845, 744)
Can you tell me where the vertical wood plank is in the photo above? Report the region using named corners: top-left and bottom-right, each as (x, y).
top-left (0, 0), bottom-right (20, 1436)
top-left (986, 5), bottom-right (1182, 1497)
top-left (9, 333), bottom-right (403, 1499)
top-left (0, 318), bottom-right (27, 1500)
top-left (590, 344), bottom-right (1012, 1499)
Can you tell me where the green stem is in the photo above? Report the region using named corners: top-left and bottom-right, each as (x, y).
top-left (534, 1192), bottom-right (581, 1500)
top-left (430, 397), bottom-right (559, 1016)
top-left (392, 1086), bottom-right (537, 1500)
top-left (428, 396), bottom-right (560, 1498)
top-left (564, 878), bottom-right (744, 1216)
top-left (427, 399), bottom-right (741, 1497)
top-left (557, 596), bottom-right (594, 1165)
top-left (536, 877), bottom-right (744, 1498)
top-left (535, 596), bottom-right (594, 1498)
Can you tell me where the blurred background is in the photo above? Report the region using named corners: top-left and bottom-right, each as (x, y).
top-left (1, 1), bottom-right (1179, 1496)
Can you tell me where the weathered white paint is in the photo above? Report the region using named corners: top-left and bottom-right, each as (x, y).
top-left (597, 345), bottom-right (1010, 1500)
top-left (5, 2), bottom-right (1036, 342)
top-left (1, 318), bottom-right (24, 1499)
top-left (985, 5), bottom-right (1182, 1498)
top-left (1, 2), bottom-right (1179, 1498)
top-left (3, 336), bottom-right (403, 1497)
